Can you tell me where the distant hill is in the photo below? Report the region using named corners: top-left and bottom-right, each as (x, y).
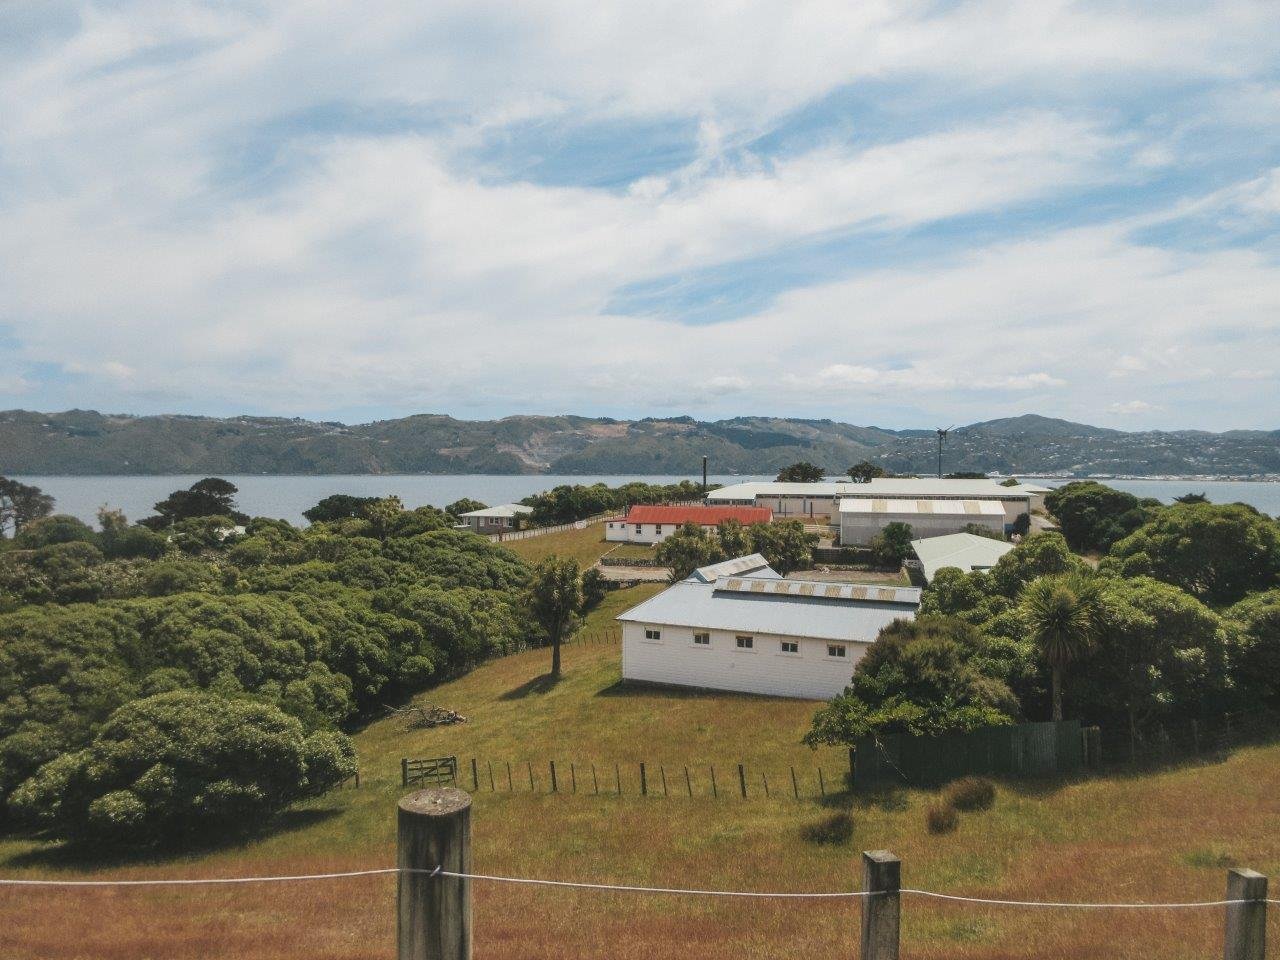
top-left (1, 409), bottom-right (1277, 478)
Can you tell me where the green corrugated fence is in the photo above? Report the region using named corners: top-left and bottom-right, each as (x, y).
top-left (852, 719), bottom-right (1083, 787)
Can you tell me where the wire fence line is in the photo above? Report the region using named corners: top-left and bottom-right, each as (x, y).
top-left (2, 867), bottom-right (1276, 909)
top-left (407, 755), bottom-right (846, 801)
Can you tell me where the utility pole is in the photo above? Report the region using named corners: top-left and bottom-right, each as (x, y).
top-left (935, 427), bottom-right (951, 479)
top-left (701, 456), bottom-right (708, 494)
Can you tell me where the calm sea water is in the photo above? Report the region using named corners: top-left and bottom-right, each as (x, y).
top-left (12, 474), bottom-right (1280, 527)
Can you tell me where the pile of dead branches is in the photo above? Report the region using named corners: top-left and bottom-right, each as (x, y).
top-left (385, 703), bottom-right (469, 730)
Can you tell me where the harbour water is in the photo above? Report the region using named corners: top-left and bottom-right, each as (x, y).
top-left (11, 474), bottom-right (1280, 527)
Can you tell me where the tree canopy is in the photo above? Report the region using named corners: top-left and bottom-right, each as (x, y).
top-left (1043, 481), bottom-right (1155, 553)
top-left (775, 462), bottom-right (825, 483)
top-left (10, 691), bottom-right (355, 844)
top-left (1104, 502), bottom-right (1280, 604)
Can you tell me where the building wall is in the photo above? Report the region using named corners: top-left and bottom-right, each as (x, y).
top-left (740, 492), bottom-right (1031, 526)
top-left (620, 621), bottom-right (868, 700)
top-left (839, 511), bottom-right (1005, 545)
top-left (605, 520), bottom-right (687, 544)
top-left (465, 515), bottom-right (518, 533)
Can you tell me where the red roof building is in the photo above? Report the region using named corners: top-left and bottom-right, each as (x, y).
top-left (605, 505), bottom-right (773, 544)
top-left (622, 505), bottom-right (773, 526)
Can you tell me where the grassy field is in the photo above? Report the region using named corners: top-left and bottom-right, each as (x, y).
top-left (603, 541), bottom-right (662, 561)
top-left (2, 551), bottom-right (1278, 958)
top-left (502, 522), bottom-right (615, 567)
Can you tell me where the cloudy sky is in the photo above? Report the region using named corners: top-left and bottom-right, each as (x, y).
top-left (2, 1), bottom-right (1279, 430)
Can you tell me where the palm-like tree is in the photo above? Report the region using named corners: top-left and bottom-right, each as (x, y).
top-left (1022, 574), bottom-right (1101, 721)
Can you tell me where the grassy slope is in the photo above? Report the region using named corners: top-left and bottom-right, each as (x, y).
top-left (2, 527), bottom-right (1278, 959)
top-left (502, 523), bottom-right (616, 567)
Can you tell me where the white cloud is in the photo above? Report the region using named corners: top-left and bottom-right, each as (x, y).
top-left (1108, 400), bottom-right (1160, 415)
top-left (0, 2), bottom-right (1278, 428)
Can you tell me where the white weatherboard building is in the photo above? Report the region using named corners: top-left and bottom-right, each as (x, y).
top-left (616, 555), bottom-right (921, 700)
top-left (910, 532), bottom-right (1015, 583)
top-left (706, 478), bottom-right (1047, 530)
top-left (838, 498), bottom-right (1006, 545)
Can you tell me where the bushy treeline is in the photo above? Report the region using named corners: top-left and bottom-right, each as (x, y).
top-left (655, 519), bottom-right (818, 579)
top-left (520, 480), bottom-right (713, 525)
top-left (809, 490), bottom-right (1280, 749)
top-left (0, 481), bottom-right (534, 843)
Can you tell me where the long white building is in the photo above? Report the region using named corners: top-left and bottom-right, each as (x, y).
top-left (616, 554), bottom-right (921, 700)
top-left (838, 498), bottom-right (1006, 545)
top-left (706, 477), bottom-right (1047, 530)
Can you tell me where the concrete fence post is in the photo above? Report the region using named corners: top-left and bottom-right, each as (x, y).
top-left (398, 788), bottom-right (472, 960)
top-left (1224, 868), bottom-right (1268, 960)
top-left (860, 850), bottom-right (900, 960)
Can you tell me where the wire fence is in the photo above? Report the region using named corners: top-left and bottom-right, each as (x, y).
top-left (405, 755), bottom-right (848, 801)
top-left (3, 864), bottom-right (1276, 908)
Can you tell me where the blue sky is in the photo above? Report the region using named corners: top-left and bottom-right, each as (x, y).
top-left (1, 1), bottom-right (1279, 430)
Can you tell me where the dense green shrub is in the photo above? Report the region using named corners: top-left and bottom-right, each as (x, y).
top-left (10, 691), bottom-right (355, 844)
top-left (804, 616), bottom-right (1018, 747)
top-left (1104, 502), bottom-right (1280, 604)
top-left (943, 776), bottom-right (996, 811)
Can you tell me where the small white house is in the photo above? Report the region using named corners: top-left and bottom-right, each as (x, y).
top-left (910, 532), bottom-right (1015, 583)
top-left (616, 555), bottom-right (921, 700)
top-left (604, 504), bottom-right (773, 544)
top-left (838, 498), bottom-right (1005, 545)
top-left (457, 503), bottom-right (533, 534)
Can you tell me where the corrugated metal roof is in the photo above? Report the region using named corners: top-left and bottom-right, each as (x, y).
top-left (623, 505), bottom-right (773, 526)
top-left (459, 503), bottom-right (535, 518)
top-left (839, 498), bottom-right (1005, 516)
top-left (712, 576), bottom-right (920, 606)
top-left (707, 478), bottom-right (1038, 501)
top-left (617, 576), bottom-right (920, 643)
top-left (687, 553), bottom-right (777, 583)
top-left (910, 532), bottom-right (1015, 582)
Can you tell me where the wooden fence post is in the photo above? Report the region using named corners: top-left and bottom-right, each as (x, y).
top-left (470, 758), bottom-right (478, 791)
top-left (710, 765), bottom-right (718, 798)
top-left (660, 765), bottom-right (668, 796)
top-left (402, 758), bottom-right (410, 787)
top-left (738, 764), bottom-right (747, 799)
top-left (818, 768), bottom-right (825, 797)
top-left (685, 766), bottom-right (692, 797)
top-left (550, 761), bottom-right (558, 793)
top-left (1224, 868), bottom-right (1268, 960)
top-left (397, 788), bottom-right (472, 960)
top-left (571, 762), bottom-right (577, 793)
top-left (640, 762), bottom-right (648, 796)
top-left (791, 767), bottom-right (799, 799)
top-left (860, 850), bottom-right (900, 960)
top-left (592, 763), bottom-right (599, 794)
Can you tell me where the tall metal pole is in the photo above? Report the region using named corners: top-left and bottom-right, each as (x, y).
top-left (702, 455), bottom-right (708, 494)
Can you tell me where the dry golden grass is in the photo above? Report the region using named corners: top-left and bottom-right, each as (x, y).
top-left (501, 523), bottom-right (615, 568)
top-left (1, 583), bottom-right (1278, 959)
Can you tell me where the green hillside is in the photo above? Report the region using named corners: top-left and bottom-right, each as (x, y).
top-left (2, 570), bottom-right (1276, 960)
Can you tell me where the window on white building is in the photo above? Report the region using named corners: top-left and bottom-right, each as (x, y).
top-left (828, 644), bottom-right (847, 658)
top-left (736, 635), bottom-right (754, 649)
top-left (644, 628), bottom-right (662, 641)
top-left (693, 632), bottom-right (710, 645)
top-left (634, 524), bottom-right (642, 534)
top-left (656, 525), bottom-right (663, 534)
top-left (780, 640), bottom-right (799, 654)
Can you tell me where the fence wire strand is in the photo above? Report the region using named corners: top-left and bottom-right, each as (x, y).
top-left (2, 867), bottom-right (1275, 908)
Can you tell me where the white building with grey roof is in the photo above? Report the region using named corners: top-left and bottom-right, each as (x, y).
top-left (616, 555), bottom-right (920, 700)
top-left (910, 532), bottom-right (1015, 583)
top-left (838, 497), bottom-right (1006, 545)
top-left (706, 477), bottom-right (1046, 530)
